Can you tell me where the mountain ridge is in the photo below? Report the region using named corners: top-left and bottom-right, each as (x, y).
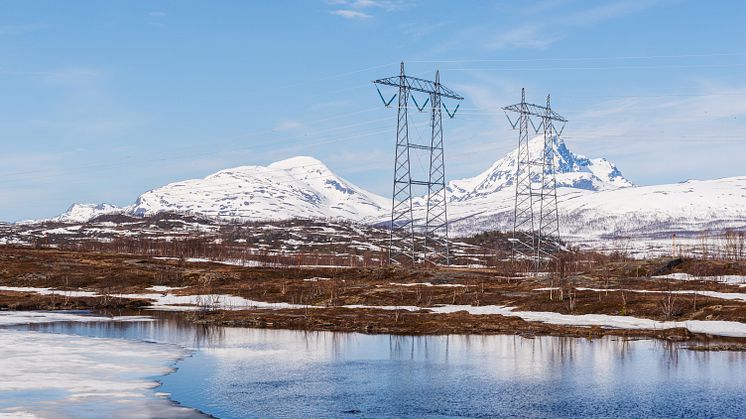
top-left (126, 156), bottom-right (389, 221)
top-left (41, 137), bottom-right (746, 254)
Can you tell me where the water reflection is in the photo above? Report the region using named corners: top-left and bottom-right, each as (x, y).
top-left (7, 311), bottom-right (746, 419)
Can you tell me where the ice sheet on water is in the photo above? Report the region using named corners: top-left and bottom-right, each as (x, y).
top-left (0, 311), bottom-right (152, 325)
top-left (0, 286), bottom-right (98, 298)
top-left (0, 312), bottom-right (203, 418)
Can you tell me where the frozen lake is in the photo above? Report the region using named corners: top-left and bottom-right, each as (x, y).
top-left (4, 311), bottom-right (746, 418)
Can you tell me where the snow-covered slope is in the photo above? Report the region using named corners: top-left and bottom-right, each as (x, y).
top-left (561, 176), bottom-right (746, 238)
top-left (52, 203), bottom-right (123, 223)
top-left (446, 175), bottom-right (746, 254)
top-left (447, 135), bottom-right (631, 202)
top-left (127, 156), bottom-right (389, 221)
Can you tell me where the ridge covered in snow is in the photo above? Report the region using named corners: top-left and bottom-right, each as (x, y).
top-left (54, 203), bottom-right (123, 223)
top-left (447, 135), bottom-right (632, 203)
top-left (127, 156), bottom-right (389, 221)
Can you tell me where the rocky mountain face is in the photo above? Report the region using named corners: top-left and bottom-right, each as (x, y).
top-left (446, 135), bottom-right (632, 203)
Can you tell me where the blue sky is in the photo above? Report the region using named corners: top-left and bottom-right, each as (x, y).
top-left (1, 0), bottom-right (746, 221)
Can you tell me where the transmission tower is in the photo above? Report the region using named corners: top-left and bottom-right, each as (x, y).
top-left (503, 89), bottom-right (567, 270)
top-left (373, 62), bottom-right (463, 266)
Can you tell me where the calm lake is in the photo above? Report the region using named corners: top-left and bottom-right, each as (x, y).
top-left (10, 311), bottom-right (746, 418)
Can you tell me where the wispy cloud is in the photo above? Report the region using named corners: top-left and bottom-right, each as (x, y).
top-left (36, 67), bottom-right (104, 84)
top-left (330, 9), bottom-right (373, 19)
top-left (563, 0), bottom-right (660, 26)
top-left (273, 120), bottom-right (306, 132)
top-left (490, 1), bottom-right (660, 50)
top-left (486, 25), bottom-right (560, 50)
top-left (350, 0), bottom-right (410, 11)
top-left (147, 10), bottom-right (167, 28)
top-left (421, 0), bottom-right (663, 57)
top-left (326, 0), bottom-right (411, 19)
top-left (0, 23), bottom-right (46, 36)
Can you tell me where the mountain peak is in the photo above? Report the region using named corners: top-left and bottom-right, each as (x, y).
top-left (53, 203), bottom-right (122, 223)
top-left (268, 156), bottom-right (326, 171)
top-left (127, 157), bottom-right (388, 221)
top-left (447, 135), bottom-right (632, 202)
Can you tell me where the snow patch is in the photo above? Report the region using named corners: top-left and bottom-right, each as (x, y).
top-left (0, 312), bottom-right (199, 418)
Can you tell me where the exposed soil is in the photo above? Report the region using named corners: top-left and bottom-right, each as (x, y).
top-left (0, 291), bottom-right (150, 311)
top-left (187, 307), bottom-right (704, 342)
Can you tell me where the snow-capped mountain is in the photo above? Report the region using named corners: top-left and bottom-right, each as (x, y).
top-left (127, 156), bottom-right (389, 221)
top-left (447, 135), bottom-right (632, 203)
top-left (404, 135), bottom-right (746, 253)
top-left (52, 203), bottom-right (123, 223)
top-left (38, 136), bottom-right (746, 256)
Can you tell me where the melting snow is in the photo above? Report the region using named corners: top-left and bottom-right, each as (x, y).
top-left (147, 285), bottom-right (186, 293)
top-left (388, 282), bottom-right (466, 288)
top-left (653, 273), bottom-right (746, 286)
top-left (4, 287), bottom-right (746, 337)
top-left (0, 312), bottom-right (200, 418)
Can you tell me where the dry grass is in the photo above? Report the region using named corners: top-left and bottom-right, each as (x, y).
top-left (2, 246), bottom-right (746, 341)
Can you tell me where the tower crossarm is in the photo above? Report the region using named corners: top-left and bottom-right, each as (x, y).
top-left (373, 75), bottom-right (464, 100)
top-left (502, 102), bottom-right (567, 122)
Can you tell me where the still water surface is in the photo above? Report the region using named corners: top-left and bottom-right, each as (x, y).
top-left (12, 311), bottom-right (746, 418)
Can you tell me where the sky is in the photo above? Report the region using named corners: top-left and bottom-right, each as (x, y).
top-left (1, 0), bottom-right (746, 221)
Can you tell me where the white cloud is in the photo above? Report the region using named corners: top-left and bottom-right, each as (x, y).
top-left (330, 9), bottom-right (373, 19)
top-left (486, 25), bottom-right (560, 50)
top-left (351, 0), bottom-right (410, 11)
top-left (328, 0), bottom-right (409, 10)
top-left (563, 0), bottom-right (660, 26)
top-left (0, 23), bottom-right (46, 36)
top-left (326, 0), bottom-right (410, 19)
top-left (422, 0), bottom-right (663, 55)
top-left (273, 120), bottom-right (306, 131)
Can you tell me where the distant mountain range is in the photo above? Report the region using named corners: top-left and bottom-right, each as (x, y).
top-left (46, 135), bottom-right (746, 252)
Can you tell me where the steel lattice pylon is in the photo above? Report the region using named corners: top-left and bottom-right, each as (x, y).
top-left (503, 89), bottom-right (567, 270)
top-left (373, 62), bottom-right (463, 266)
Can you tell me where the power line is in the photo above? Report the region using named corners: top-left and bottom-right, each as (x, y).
top-left (448, 63), bottom-right (746, 72)
top-left (0, 119), bottom-right (433, 185)
top-left (411, 52), bottom-right (746, 64)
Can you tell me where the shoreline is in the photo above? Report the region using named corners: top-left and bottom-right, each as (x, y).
top-left (185, 306), bottom-right (746, 343)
